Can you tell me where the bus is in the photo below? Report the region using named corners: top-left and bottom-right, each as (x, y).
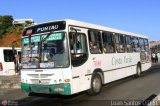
top-left (20, 19), bottom-right (151, 95)
top-left (0, 47), bottom-right (21, 75)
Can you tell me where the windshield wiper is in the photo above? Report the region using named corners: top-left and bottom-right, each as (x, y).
top-left (41, 31), bottom-right (54, 42)
top-left (39, 31), bottom-right (54, 63)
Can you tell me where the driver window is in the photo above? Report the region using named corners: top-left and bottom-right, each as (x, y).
top-left (69, 32), bottom-right (88, 66)
top-left (69, 32), bottom-right (87, 55)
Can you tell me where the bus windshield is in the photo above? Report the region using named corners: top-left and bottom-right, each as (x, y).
top-left (22, 32), bottom-right (69, 69)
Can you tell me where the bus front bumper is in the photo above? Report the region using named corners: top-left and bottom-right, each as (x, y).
top-left (21, 83), bottom-right (71, 95)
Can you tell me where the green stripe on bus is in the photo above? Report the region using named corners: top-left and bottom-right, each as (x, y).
top-left (21, 83), bottom-right (71, 95)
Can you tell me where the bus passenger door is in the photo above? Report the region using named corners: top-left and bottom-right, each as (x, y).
top-left (69, 26), bottom-right (90, 93)
top-left (69, 30), bottom-right (88, 66)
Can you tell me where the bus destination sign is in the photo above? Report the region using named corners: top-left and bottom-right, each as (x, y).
top-left (23, 21), bottom-right (66, 36)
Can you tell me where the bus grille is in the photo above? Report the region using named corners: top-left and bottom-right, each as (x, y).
top-left (28, 74), bottom-right (54, 84)
top-left (28, 74), bottom-right (39, 78)
top-left (28, 74), bottom-right (54, 78)
top-left (30, 79), bottom-right (51, 85)
top-left (40, 74), bottom-right (53, 78)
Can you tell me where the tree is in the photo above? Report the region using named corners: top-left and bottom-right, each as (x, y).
top-left (0, 15), bottom-right (23, 47)
top-left (0, 15), bottom-right (13, 37)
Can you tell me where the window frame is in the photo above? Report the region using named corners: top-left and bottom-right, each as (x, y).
top-left (124, 35), bottom-right (133, 53)
top-left (3, 50), bottom-right (17, 62)
top-left (139, 38), bottom-right (145, 51)
top-left (144, 39), bottom-right (149, 52)
top-left (88, 29), bottom-right (103, 54)
top-left (115, 34), bottom-right (125, 53)
top-left (69, 32), bottom-right (88, 67)
top-left (102, 31), bottom-right (115, 53)
top-left (132, 37), bottom-right (140, 52)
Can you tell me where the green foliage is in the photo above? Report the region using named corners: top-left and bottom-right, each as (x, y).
top-left (5, 27), bottom-right (15, 34)
top-left (0, 15), bottom-right (13, 37)
top-left (0, 15), bottom-right (23, 38)
top-left (6, 26), bottom-right (23, 34)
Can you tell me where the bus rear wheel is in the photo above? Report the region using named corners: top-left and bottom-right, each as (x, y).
top-left (87, 73), bottom-right (102, 95)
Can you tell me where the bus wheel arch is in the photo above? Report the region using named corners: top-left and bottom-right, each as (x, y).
top-left (93, 69), bottom-right (104, 84)
top-left (87, 69), bottom-right (103, 95)
top-left (136, 62), bottom-right (142, 77)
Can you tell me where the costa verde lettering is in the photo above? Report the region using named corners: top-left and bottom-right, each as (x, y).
top-left (112, 56), bottom-right (132, 65)
top-left (36, 25), bottom-right (59, 33)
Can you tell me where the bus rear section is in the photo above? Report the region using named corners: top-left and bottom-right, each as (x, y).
top-left (0, 47), bottom-right (21, 75)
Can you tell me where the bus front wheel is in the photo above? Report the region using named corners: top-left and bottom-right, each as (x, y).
top-left (87, 73), bottom-right (102, 95)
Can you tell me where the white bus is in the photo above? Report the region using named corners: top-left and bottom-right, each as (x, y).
top-left (0, 47), bottom-right (21, 75)
top-left (20, 19), bottom-right (151, 95)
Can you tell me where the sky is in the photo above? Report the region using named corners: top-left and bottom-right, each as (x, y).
top-left (0, 0), bottom-right (160, 41)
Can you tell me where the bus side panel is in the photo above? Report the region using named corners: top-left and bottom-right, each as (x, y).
top-left (71, 53), bottom-right (141, 93)
top-left (101, 53), bottom-right (140, 84)
top-left (71, 68), bottom-right (92, 94)
top-left (141, 62), bottom-right (152, 72)
top-left (4, 62), bottom-right (15, 75)
top-left (104, 65), bottom-right (137, 83)
top-left (71, 77), bottom-right (80, 94)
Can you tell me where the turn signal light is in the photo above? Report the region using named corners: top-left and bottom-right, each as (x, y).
top-left (64, 79), bottom-right (70, 83)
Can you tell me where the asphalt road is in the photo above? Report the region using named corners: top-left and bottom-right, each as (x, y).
top-left (0, 64), bottom-right (160, 106)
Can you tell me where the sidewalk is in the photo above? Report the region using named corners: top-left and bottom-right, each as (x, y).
top-left (0, 75), bottom-right (20, 89)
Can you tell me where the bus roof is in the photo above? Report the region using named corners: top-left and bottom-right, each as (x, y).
top-left (65, 19), bottom-right (148, 39)
top-left (26, 19), bottom-right (148, 39)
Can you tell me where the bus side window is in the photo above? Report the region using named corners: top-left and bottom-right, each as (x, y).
top-left (115, 34), bottom-right (125, 53)
top-left (132, 37), bottom-right (140, 52)
top-left (88, 30), bottom-right (102, 54)
top-left (144, 39), bottom-right (149, 52)
top-left (144, 39), bottom-right (150, 61)
top-left (125, 35), bottom-right (133, 53)
top-left (139, 38), bottom-right (145, 51)
top-left (102, 32), bottom-right (115, 53)
top-left (3, 50), bottom-right (16, 62)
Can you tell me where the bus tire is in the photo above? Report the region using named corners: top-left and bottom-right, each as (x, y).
top-left (86, 73), bottom-right (102, 95)
top-left (136, 64), bottom-right (141, 77)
